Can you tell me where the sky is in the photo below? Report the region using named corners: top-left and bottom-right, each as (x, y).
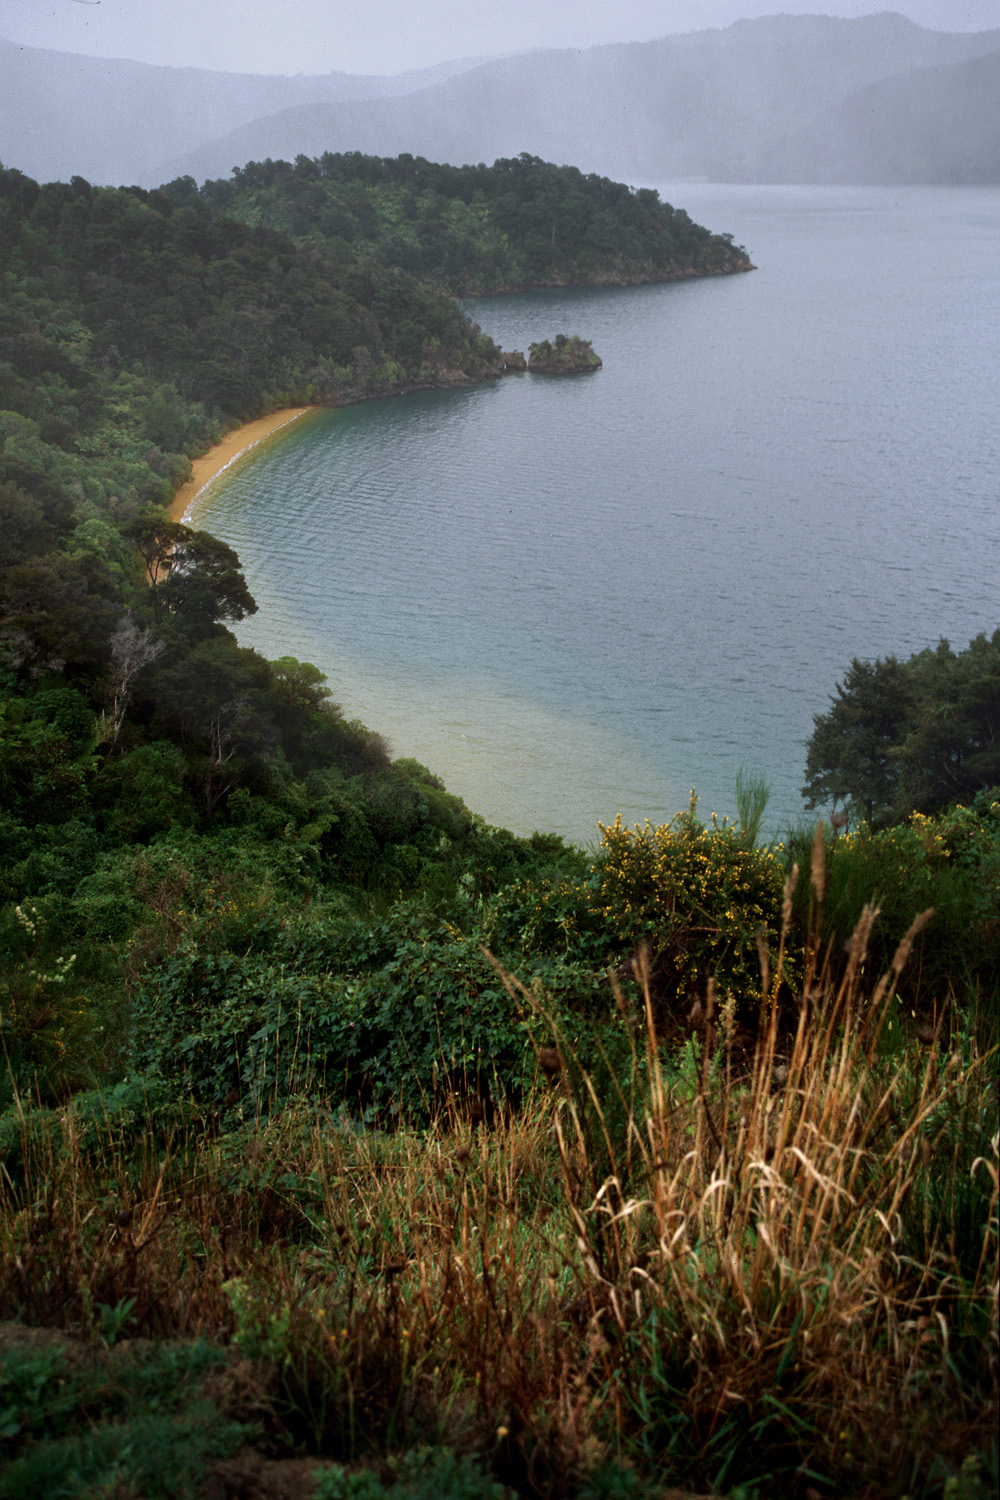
top-left (4, 0), bottom-right (1000, 77)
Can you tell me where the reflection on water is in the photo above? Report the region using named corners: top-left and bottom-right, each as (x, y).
top-left (192, 185), bottom-right (1000, 844)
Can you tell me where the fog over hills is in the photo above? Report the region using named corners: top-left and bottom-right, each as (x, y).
top-left (762, 48), bottom-right (1000, 183)
top-left (2, 12), bottom-right (998, 188)
top-left (0, 41), bottom-right (493, 188)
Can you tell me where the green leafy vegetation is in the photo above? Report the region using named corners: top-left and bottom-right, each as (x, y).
top-left (0, 789), bottom-right (995, 1498)
top-left (803, 633), bottom-right (1000, 825)
top-left (0, 1333), bottom-right (247, 1499)
top-left (1, 871), bottom-right (995, 1498)
top-left (179, 152), bottom-right (754, 296)
top-left (785, 791), bottom-right (1000, 1009)
top-left (527, 336), bottom-right (602, 373)
top-left (0, 150), bottom-right (995, 1498)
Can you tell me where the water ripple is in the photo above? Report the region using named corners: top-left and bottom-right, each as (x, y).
top-left (195, 185), bottom-right (1000, 841)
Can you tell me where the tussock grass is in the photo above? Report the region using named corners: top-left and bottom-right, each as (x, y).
top-left (1, 863), bottom-right (996, 1498)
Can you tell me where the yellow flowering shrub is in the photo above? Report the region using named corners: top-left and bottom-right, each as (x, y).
top-left (594, 805), bottom-right (788, 1012)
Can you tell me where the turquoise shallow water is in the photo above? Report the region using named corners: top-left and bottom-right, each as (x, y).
top-left (191, 184), bottom-right (1000, 845)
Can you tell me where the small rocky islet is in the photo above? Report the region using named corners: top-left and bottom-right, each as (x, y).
top-left (500, 335), bottom-right (602, 374)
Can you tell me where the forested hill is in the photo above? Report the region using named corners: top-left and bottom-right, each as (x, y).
top-left (175, 152), bottom-right (753, 294)
top-left (0, 159), bottom-right (507, 442)
top-left (0, 154), bottom-right (750, 444)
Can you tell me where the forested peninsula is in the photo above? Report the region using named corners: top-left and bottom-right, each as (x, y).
top-left (0, 151), bottom-right (997, 1500)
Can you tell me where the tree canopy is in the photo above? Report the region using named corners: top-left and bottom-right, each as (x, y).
top-left (803, 630), bottom-right (1000, 824)
top-left (182, 151), bottom-right (754, 296)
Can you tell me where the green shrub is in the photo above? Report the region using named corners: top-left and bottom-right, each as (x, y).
top-left (483, 871), bottom-right (605, 961)
top-left (0, 898), bottom-right (91, 1102)
top-left (787, 792), bottom-right (1000, 1006)
top-left (133, 905), bottom-right (534, 1119)
top-left (0, 1075), bottom-right (194, 1199)
top-left (313, 1450), bottom-right (505, 1500)
top-left (592, 804), bottom-right (789, 1014)
top-left (91, 740), bottom-right (196, 843)
top-left (0, 1338), bottom-right (247, 1500)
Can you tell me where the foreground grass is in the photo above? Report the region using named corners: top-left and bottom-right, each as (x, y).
top-left (1, 886), bottom-right (997, 1500)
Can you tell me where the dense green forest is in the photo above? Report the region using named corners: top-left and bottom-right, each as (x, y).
top-left (174, 152), bottom-right (754, 294)
top-left (0, 153), bottom-right (996, 1500)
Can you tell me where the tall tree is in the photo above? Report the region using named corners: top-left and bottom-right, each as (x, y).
top-left (803, 632), bottom-right (1000, 824)
top-left (99, 615), bottom-right (165, 747)
top-left (129, 519), bottom-right (257, 634)
top-left (900, 632), bottom-right (1000, 810)
top-left (802, 655), bottom-right (913, 824)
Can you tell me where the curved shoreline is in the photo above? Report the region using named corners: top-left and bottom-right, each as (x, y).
top-left (166, 261), bottom-right (756, 524)
top-left (169, 407), bottom-right (314, 523)
top-left (166, 259), bottom-right (755, 524)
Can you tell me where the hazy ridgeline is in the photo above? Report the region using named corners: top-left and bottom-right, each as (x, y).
top-left (3, 13), bottom-right (999, 189)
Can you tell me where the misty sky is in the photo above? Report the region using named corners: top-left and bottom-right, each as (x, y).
top-left (4, 0), bottom-right (1000, 77)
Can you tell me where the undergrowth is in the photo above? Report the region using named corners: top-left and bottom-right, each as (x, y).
top-left (0, 833), bottom-right (996, 1499)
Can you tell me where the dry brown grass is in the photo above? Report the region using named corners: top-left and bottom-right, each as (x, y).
top-left (1, 877), bottom-right (996, 1496)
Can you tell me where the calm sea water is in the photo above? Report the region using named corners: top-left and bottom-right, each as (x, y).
top-left (191, 185), bottom-right (1000, 846)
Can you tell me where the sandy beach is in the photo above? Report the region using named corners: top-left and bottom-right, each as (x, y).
top-left (169, 407), bottom-right (314, 522)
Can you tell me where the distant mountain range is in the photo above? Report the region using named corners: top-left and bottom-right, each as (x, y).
top-left (2, 12), bottom-right (998, 188)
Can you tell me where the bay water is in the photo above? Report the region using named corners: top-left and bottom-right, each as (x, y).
top-left (190, 185), bottom-right (1000, 846)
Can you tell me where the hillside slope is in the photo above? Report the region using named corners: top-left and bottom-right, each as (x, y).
top-left (3, 15), bottom-right (999, 188)
top-left (151, 15), bottom-right (1000, 187)
top-left (759, 47), bottom-right (1000, 183)
top-left (0, 37), bottom-right (493, 187)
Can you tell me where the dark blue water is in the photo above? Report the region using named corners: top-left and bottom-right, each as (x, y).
top-left (191, 185), bottom-right (1000, 845)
